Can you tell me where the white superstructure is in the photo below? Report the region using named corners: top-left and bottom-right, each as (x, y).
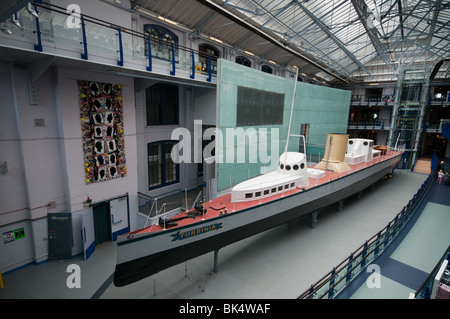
top-left (345, 138), bottom-right (378, 164)
top-left (231, 151), bottom-right (309, 202)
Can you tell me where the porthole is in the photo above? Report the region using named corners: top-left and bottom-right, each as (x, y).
top-left (349, 140), bottom-right (354, 145)
top-left (363, 141), bottom-right (368, 146)
top-left (280, 164), bottom-right (284, 169)
top-left (293, 164), bottom-right (299, 170)
top-left (286, 165), bottom-right (291, 170)
top-left (300, 163), bottom-right (305, 169)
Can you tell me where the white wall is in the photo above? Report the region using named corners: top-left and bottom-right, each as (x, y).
top-left (55, 66), bottom-right (139, 238)
top-left (0, 62), bottom-right (68, 271)
top-left (0, 61), bottom-right (140, 272)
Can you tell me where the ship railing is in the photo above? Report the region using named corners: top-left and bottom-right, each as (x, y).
top-left (138, 192), bottom-right (154, 216)
top-left (139, 188), bottom-right (203, 227)
top-left (297, 165), bottom-right (435, 299)
top-left (138, 189), bottom-right (184, 226)
top-left (191, 190), bottom-right (204, 209)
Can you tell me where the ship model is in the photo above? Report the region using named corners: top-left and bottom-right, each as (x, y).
top-left (113, 76), bottom-right (403, 287)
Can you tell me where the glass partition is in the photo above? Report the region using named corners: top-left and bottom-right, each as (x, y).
top-left (0, 3), bottom-right (218, 83)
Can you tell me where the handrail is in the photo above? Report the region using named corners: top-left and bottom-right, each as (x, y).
top-left (297, 166), bottom-right (435, 299)
top-left (37, 2), bottom-right (219, 65)
top-left (413, 244), bottom-right (450, 299)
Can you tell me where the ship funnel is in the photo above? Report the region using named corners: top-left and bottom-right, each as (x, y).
top-left (314, 133), bottom-right (350, 173)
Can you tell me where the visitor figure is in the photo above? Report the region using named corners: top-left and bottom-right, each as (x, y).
top-left (438, 169), bottom-right (444, 184)
top-left (444, 171), bottom-right (450, 186)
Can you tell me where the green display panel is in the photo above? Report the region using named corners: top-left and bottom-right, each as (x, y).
top-left (216, 59), bottom-right (351, 191)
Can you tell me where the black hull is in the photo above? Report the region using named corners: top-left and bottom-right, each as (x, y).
top-left (114, 159), bottom-right (399, 287)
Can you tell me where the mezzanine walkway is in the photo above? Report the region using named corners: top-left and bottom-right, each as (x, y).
top-left (337, 158), bottom-right (450, 299)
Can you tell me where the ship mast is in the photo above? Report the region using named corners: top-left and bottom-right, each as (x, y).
top-left (284, 68), bottom-right (300, 155)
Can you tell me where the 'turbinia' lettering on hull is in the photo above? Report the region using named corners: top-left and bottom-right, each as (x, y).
top-left (170, 223), bottom-right (223, 242)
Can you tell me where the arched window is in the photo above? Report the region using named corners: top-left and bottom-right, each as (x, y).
top-left (199, 44), bottom-right (220, 75)
top-left (144, 24), bottom-right (179, 62)
top-left (261, 65), bottom-right (273, 74)
top-left (235, 56), bottom-right (251, 67)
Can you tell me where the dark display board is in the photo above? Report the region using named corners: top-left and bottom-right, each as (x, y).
top-left (236, 86), bottom-right (284, 126)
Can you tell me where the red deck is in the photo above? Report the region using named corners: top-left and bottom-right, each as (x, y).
top-left (130, 150), bottom-right (401, 235)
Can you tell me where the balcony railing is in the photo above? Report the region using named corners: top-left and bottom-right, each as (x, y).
top-left (413, 244), bottom-right (450, 299)
top-left (423, 119), bottom-right (450, 133)
top-left (0, 2), bottom-right (218, 83)
top-left (351, 95), bottom-right (395, 106)
top-left (348, 120), bottom-right (388, 130)
top-left (297, 156), bottom-right (436, 299)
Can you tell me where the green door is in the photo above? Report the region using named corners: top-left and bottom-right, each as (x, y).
top-left (48, 213), bottom-right (73, 260)
top-left (93, 202), bottom-right (111, 245)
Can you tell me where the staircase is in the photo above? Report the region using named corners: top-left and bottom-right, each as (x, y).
top-left (413, 158), bottom-right (432, 174)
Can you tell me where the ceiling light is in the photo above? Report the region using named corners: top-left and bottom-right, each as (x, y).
top-left (244, 50), bottom-right (254, 56)
top-left (210, 36), bottom-right (223, 44)
top-left (269, 60), bottom-right (276, 64)
top-left (158, 16), bottom-right (178, 25)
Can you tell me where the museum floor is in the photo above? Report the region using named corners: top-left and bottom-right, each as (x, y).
top-left (1, 165), bottom-right (449, 299)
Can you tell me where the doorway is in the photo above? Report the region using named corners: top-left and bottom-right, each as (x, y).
top-left (93, 202), bottom-right (111, 245)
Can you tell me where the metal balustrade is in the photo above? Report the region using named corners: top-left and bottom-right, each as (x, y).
top-left (1, 2), bottom-right (218, 83)
top-left (413, 244), bottom-right (450, 299)
top-left (297, 159), bottom-right (436, 299)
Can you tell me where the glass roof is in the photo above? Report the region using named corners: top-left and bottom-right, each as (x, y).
top-left (134, 0), bottom-right (450, 83)
top-left (224, 0), bottom-right (450, 82)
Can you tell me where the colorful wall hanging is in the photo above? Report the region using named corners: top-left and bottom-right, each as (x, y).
top-left (78, 81), bottom-right (127, 184)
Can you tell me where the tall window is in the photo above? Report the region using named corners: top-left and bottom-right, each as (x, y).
top-left (146, 83), bottom-right (179, 125)
top-left (148, 141), bottom-right (179, 190)
top-left (144, 24), bottom-right (179, 62)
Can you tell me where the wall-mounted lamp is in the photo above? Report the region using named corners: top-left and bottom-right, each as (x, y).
top-left (84, 197), bottom-right (92, 207)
